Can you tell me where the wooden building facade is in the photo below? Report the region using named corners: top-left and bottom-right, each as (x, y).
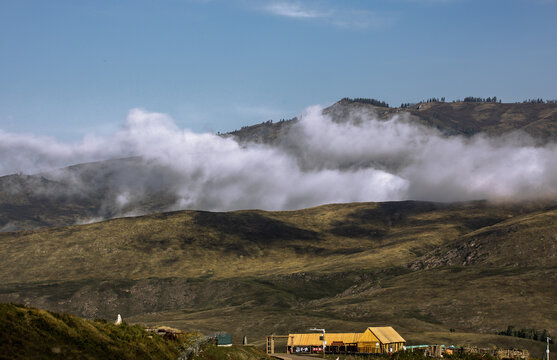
top-left (357, 327), bottom-right (406, 353)
top-left (287, 327), bottom-right (405, 354)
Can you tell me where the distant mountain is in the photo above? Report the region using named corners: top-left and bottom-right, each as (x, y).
top-left (228, 99), bottom-right (557, 144)
top-left (2, 99), bottom-right (557, 232)
top-left (1, 200), bottom-right (555, 356)
top-left (0, 157), bottom-right (180, 231)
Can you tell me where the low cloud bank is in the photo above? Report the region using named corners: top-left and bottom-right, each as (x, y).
top-left (284, 106), bottom-right (557, 202)
top-left (1, 106), bottom-right (556, 215)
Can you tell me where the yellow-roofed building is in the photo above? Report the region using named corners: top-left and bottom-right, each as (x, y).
top-left (357, 327), bottom-right (406, 353)
top-left (287, 327), bottom-right (405, 354)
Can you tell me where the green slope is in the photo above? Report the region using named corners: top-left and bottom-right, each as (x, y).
top-left (0, 303), bottom-right (186, 360)
top-left (0, 303), bottom-right (273, 360)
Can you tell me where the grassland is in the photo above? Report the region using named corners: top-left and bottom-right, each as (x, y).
top-left (0, 303), bottom-right (274, 360)
top-left (0, 303), bottom-right (189, 359)
top-left (1, 200), bottom-right (556, 357)
top-left (191, 344), bottom-right (271, 360)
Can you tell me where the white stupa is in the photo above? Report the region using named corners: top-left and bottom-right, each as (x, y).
top-left (115, 314), bottom-right (122, 325)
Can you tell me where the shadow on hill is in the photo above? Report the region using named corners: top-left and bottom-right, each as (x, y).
top-left (194, 212), bottom-right (319, 244)
top-left (333, 201), bottom-right (521, 236)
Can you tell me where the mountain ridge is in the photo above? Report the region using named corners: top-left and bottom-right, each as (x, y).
top-left (228, 99), bottom-right (557, 144)
top-left (2, 99), bottom-right (557, 232)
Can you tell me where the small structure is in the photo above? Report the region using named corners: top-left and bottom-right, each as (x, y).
top-left (217, 333), bottom-right (233, 347)
top-left (145, 326), bottom-right (184, 340)
top-left (284, 327), bottom-right (405, 354)
top-left (289, 333), bottom-right (361, 353)
top-left (358, 327), bottom-right (406, 353)
top-left (424, 345), bottom-right (444, 357)
top-left (266, 335), bottom-right (292, 354)
top-left (115, 314), bottom-right (122, 325)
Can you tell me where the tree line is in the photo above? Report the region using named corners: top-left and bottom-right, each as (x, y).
top-left (498, 326), bottom-right (553, 343)
top-left (400, 96), bottom-right (500, 107)
top-left (522, 98), bottom-right (557, 104)
top-left (463, 96), bottom-right (500, 103)
top-left (347, 96), bottom-right (557, 109)
top-left (341, 97), bottom-right (390, 108)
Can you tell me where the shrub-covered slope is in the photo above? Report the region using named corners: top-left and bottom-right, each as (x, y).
top-left (1, 200), bottom-right (556, 354)
top-left (0, 303), bottom-right (184, 360)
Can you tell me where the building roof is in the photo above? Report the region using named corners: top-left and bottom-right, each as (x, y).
top-left (217, 333), bottom-right (233, 345)
top-left (288, 333), bottom-right (362, 346)
top-left (287, 327), bottom-right (405, 347)
top-left (367, 327), bottom-right (406, 344)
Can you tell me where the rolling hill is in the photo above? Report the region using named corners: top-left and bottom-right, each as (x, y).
top-left (1, 200), bottom-right (556, 357)
top-left (2, 99), bottom-right (557, 358)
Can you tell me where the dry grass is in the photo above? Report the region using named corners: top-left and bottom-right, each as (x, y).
top-left (1, 200), bottom-right (556, 357)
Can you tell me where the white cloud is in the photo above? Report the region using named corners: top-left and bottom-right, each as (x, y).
top-left (2, 105), bottom-right (557, 217)
top-left (264, 1), bottom-right (329, 18)
top-left (281, 106), bottom-right (557, 202)
top-left (260, 1), bottom-right (394, 29)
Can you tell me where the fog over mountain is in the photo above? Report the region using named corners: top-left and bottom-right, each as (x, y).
top-left (1, 105), bottom-right (557, 221)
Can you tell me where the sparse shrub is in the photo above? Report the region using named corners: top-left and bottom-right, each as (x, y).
top-left (498, 325), bottom-right (553, 343)
top-left (0, 303), bottom-right (184, 359)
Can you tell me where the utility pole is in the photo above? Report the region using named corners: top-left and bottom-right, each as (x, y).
top-left (310, 328), bottom-right (326, 359)
top-left (547, 337), bottom-right (551, 360)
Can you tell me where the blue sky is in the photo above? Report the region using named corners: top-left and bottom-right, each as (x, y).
top-left (1, 0), bottom-right (556, 140)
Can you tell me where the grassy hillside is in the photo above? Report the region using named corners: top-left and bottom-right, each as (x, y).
top-left (1, 200), bottom-right (556, 357)
top-left (1, 201), bottom-right (547, 282)
top-left (0, 303), bottom-right (187, 360)
top-left (0, 303), bottom-right (273, 360)
top-left (403, 101), bottom-right (557, 140)
top-left (191, 344), bottom-right (272, 360)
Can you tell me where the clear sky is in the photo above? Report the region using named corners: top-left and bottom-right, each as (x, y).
top-left (1, 0), bottom-right (556, 140)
